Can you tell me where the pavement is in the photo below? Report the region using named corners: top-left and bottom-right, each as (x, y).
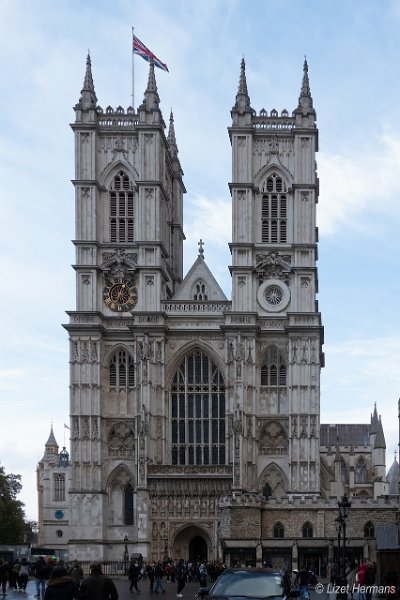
top-left (1, 578), bottom-right (365, 600)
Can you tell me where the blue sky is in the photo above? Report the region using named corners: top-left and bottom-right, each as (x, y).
top-left (1, 0), bottom-right (400, 521)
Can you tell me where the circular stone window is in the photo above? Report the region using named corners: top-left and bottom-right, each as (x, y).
top-left (257, 278), bottom-right (290, 312)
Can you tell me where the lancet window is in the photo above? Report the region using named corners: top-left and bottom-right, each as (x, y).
top-left (109, 171), bottom-right (134, 243)
top-left (124, 483), bottom-right (134, 525)
top-left (261, 173), bottom-right (287, 243)
top-left (54, 473), bottom-right (66, 502)
top-left (171, 350), bottom-right (225, 466)
top-left (355, 457), bottom-right (368, 484)
top-left (261, 347), bottom-right (287, 387)
top-left (109, 350), bottom-right (135, 390)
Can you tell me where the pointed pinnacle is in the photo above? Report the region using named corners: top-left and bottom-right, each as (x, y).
top-left (300, 57), bottom-right (311, 97)
top-left (146, 57), bottom-right (158, 94)
top-left (83, 52), bottom-right (95, 93)
top-left (238, 58), bottom-right (249, 96)
top-left (167, 110), bottom-right (178, 155)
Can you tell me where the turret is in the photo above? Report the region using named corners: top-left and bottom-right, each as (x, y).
top-left (231, 58), bottom-right (253, 126)
top-left (293, 58), bottom-right (316, 127)
top-left (138, 59), bottom-right (163, 125)
top-left (45, 426), bottom-right (59, 459)
top-left (74, 53), bottom-right (97, 123)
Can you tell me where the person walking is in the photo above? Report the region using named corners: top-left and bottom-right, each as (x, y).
top-left (18, 558), bottom-right (30, 592)
top-left (154, 562), bottom-right (165, 594)
top-left (0, 559), bottom-right (9, 597)
top-left (175, 559), bottom-right (187, 598)
top-left (128, 560), bottom-right (141, 594)
top-left (34, 556), bottom-right (50, 598)
top-left (146, 562), bottom-right (155, 592)
top-left (294, 566), bottom-right (310, 600)
top-left (44, 566), bottom-right (79, 600)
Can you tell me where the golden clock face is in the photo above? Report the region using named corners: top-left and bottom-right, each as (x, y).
top-left (104, 278), bottom-right (138, 312)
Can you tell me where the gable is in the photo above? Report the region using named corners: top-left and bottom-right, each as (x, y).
top-left (172, 257), bottom-right (228, 301)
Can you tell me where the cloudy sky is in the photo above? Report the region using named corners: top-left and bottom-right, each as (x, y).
top-left (1, 0), bottom-right (400, 521)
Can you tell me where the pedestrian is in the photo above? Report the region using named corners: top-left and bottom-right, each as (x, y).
top-left (0, 559), bottom-right (9, 597)
top-left (44, 566), bottom-right (79, 600)
top-left (69, 561), bottom-right (83, 588)
top-left (128, 559), bottom-right (141, 594)
top-left (154, 562), bottom-right (165, 594)
top-left (146, 562), bottom-right (155, 592)
top-left (78, 562), bottom-right (118, 600)
top-left (34, 556), bottom-right (51, 598)
top-left (346, 562), bottom-right (357, 600)
top-left (175, 559), bottom-right (186, 598)
top-left (294, 566), bottom-right (310, 600)
top-left (18, 558), bottom-right (30, 592)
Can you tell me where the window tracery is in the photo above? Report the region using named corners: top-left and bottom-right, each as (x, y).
top-left (109, 170), bottom-right (134, 243)
top-left (261, 173), bottom-right (287, 243)
top-left (171, 350), bottom-right (225, 466)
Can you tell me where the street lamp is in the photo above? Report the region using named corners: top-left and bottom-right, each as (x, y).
top-left (338, 495), bottom-right (351, 577)
top-left (334, 516), bottom-right (343, 581)
top-left (335, 495), bottom-right (351, 600)
top-left (123, 535), bottom-right (129, 574)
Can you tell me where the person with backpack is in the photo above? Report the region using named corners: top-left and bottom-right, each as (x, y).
top-left (128, 559), bottom-right (141, 594)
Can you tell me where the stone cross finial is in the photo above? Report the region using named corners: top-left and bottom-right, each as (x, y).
top-left (198, 239), bottom-right (205, 258)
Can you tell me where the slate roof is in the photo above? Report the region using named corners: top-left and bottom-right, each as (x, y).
top-left (320, 424), bottom-right (370, 447)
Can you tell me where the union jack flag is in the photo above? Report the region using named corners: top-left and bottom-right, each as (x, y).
top-left (132, 33), bottom-right (169, 72)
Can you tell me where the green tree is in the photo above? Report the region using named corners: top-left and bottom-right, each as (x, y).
top-left (0, 463), bottom-right (31, 543)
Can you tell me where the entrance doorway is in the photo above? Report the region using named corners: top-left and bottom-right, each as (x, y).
top-left (189, 536), bottom-right (208, 562)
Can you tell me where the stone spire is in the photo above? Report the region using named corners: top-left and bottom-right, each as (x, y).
top-left (294, 57), bottom-right (316, 124)
top-left (45, 426), bottom-right (59, 457)
top-left (374, 416), bottom-right (386, 449)
top-left (142, 58), bottom-right (160, 111)
top-left (370, 402), bottom-right (379, 434)
top-left (79, 52), bottom-right (97, 110)
top-left (232, 58), bottom-right (252, 113)
top-left (167, 110), bottom-right (178, 157)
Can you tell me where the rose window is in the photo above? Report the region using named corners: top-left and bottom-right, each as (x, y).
top-left (265, 285), bottom-right (283, 305)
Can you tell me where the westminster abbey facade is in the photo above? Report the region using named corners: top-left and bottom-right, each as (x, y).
top-left (37, 54), bottom-right (398, 575)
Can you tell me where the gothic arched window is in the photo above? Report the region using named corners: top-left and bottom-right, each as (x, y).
top-left (171, 350), bottom-right (225, 466)
top-left (302, 521), bottom-right (313, 538)
top-left (263, 483), bottom-right (272, 499)
top-left (364, 521), bottom-right (374, 538)
top-left (193, 280), bottom-right (208, 301)
top-left (273, 522), bottom-right (284, 538)
top-left (109, 171), bottom-right (134, 243)
top-left (54, 474), bottom-right (65, 502)
top-left (124, 483), bottom-right (134, 525)
top-left (355, 457), bottom-right (368, 484)
top-left (261, 173), bottom-right (287, 243)
top-left (261, 346), bottom-right (287, 406)
top-left (109, 350), bottom-right (135, 390)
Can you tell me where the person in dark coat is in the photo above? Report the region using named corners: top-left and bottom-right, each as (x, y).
top-left (78, 562), bottom-right (118, 600)
top-left (44, 566), bottom-right (79, 600)
top-left (128, 559), bottom-right (141, 593)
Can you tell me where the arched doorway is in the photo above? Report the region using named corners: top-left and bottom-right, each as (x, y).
top-left (172, 525), bottom-right (211, 561)
top-left (189, 536), bottom-right (208, 562)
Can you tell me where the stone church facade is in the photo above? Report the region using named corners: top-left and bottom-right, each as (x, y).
top-left (37, 54), bottom-right (398, 574)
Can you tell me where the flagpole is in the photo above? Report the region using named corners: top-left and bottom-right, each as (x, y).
top-left (132, 26), bottom-right (135, 110)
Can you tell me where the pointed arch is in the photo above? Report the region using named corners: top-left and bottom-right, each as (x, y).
top-left (165, 340), bottom-right (225, 388)
top-left (355, 456), bottom-right (368, 484)
top-left (256, 166), bottom-right (291, 245)
top-left (107, 464), bottom-right (135, 526)
top-left (259, 462), bottom-right (288, 499)
top-left (273, 521), bottom-right (285, 538)
top-left (169, 347), bottom-right (226, 466)
top-left (302, 521), bottom-right (313, 538)
top-left (254, 163), bottom-right (294, 191)
top-left (99, 159), bottom-right (138, 189)
top-left (192, 279), bottom-right (209, 301)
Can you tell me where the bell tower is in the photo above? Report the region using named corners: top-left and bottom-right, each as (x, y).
top-left (64, 54), bottom-right (185, 560)
top-left (228, 59), bottom-right (324, 495)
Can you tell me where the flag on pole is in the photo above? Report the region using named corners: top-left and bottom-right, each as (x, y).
top-left (132, 33), bottom-right (169, 72)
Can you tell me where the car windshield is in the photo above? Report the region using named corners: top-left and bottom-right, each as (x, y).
top-left (211, 570), bottom-right (283, 598)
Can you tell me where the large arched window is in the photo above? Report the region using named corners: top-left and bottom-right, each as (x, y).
top-left (109, 350), bottom-right (135, 390)
top-left (54, 474), bottom-right (65, 502)
top-left (171, 350), bottom-right (225, 466)
top-left (261, 173), bottom-right (287, 243)
top-left (109, 171), bottom-right (134, 243)
top-left (124, 483), bottom-right (134, 525)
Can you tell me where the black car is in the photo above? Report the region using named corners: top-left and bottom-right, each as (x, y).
top-left (196, 567), bottom-right (299, 600)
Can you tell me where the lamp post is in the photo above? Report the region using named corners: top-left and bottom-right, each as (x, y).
top-left (335, 495), bottom-right (351, 600)
top-left (123, 534), bottom-right (129, 574)
top-left (334, 516), bottom-right (343, 581)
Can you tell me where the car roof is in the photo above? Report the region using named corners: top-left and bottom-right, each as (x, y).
top-left (223, 568), bottom-right (282, 574)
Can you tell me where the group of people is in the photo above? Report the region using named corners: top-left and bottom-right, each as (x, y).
top-left (0, 556), bottom-right (118, 600)
top-left (0, 557), bottom-right (31, 595)
top-left (127, 558), bottom-right (225, 597)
